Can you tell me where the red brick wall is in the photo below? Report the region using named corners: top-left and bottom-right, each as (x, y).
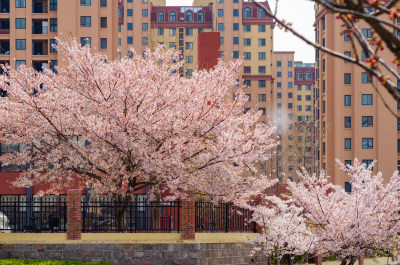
top-left (67, 189), bottom-right (81, 240)
top-left (198, 32), bottom-right (220, 71)
top-left (180, 192), bottom-right (195, 240)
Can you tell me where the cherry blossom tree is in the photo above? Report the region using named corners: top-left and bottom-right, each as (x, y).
top-left (252, 0), bottom-right (400, 101)
top-left (288, 159), bottom-right (400, 265)
top-left (248, 195), bottom-right (316, 265)
top-left (0, 39), bottom-right (277, 205)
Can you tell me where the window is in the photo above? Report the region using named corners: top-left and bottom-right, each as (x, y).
top-left (243, 25), bottom-right (251, 32)
top-left (323, 80), bottom-right (326, 93)
top-left (258, 66), bottom-right (266, 74)
top-left (258, 8), bottom-right (266, 18)
top-left (118, 8), bottom-right (121, 19)
top-left (306, 95), bottom-right (311, 101)
top-left (258, 52), bottom-right (266, 60)
top-left (362, 72), bottom-right (372, 84)
top-left (244, 108), bottom-right (251, 114)
top-left (233, 0), bottom-right (238, 3)
top-left (277, 82), bottom-right (281, 88)
top-left (277, 103), bottom-right (282, 109)
top-left (50, 39), bottom-right (57, 53)
top-left (127, 37), bottom-right (133, 44)
top-left (306, 85), bottom-right (311, 91)
top-left (277, 93), bottom-right (281, 98)
top-left (398, 139), bottom-right (400, 153)
top-left (288, 72), bottom-right (292, 77)
top-left (245, 94), bottom-right (251, 101)
top-left (118, 38), bottom-right (121, 46)
top-left (100, 17), bottom-right (107, 28)
top-left (344, 30), bottom-right (351, 41)
top-left (100, 38), bottom-right (107, 49)
top-left (118, 24), bottom-right (121, 32)
top-left (186, 12), bottom-right (193, 22)
top-left (297, 85), bottom-right (301, 91)
top-left (186, 28), bottom-right (192, 36)
top-left (16, 0), bottom-right (25, 8)
top-left (142, 9), bottom-right (148, 17)
top-left (344, 117), bottom-right (351, 128)
top-left (186, 69), bottom-right (193, 77)
top-left (218, 23), bottom-right (224, 31)
top-left (169, 28), bottom-right (176, 36)
top-left (344, 95), bottom-right (351, 106)
top-left (362, 160), bottom-right (374, 169)
top-left (169, 12), bottom-right (176, 22)
top-left (142, 37), bottom-right (148, 45)
top-left (233, 9), bottom-right (239, 16)
top-left (158, 11), bottom-right (164, 22)
top-left (185, 42), bottom-right (193, 49)
top-left (323, 142), bottom-right (326, 155)
top-left (243, 38), bottom-right (251, 46)
top-left (169, 42), bottom-right (176, 49)
top-left (198, 12), bottom-right (204, 22)
top-left (100, 0), bottom-right (107, 7)
top-left (80, 0), bottom-right (91, 5)
top-left (259, 108), bottom-right (266, 115)
top-left (322, 16), bottom-right (325, 30)
top-left (233, 51), bottom-right (239, 58)
top-left (288, 61), bottom-right (292, 67)
top-left (362, 94), bottom-right (373, 105)
top-left (288, 103), bottom-right (293, 109)
top-left (288, 82), bottom-right (293, 88)
top-left (345, 182), bottom-right (351, 193)
top-left (362, 138), bottom-right (373, 149)
top-left (322, 59), bottom-right (325, 72)
top-left (50, 18), bottom-right (57, 32)
top-left (306, 105), bottom-right (311, 111)
top-left (277, 72), bottom-right (281, 77)
top-left (220, 37), bottom-right (224, 44)
top-left (243, 52), bottom-right (251, 60)
top-left (80, 37), bottom-right (91, 47)
top-left (16, 18), bottom-right (26, 29)
top-left (297, 72), bottom-right (302, 80)
top-left (80, 16), bottom-right (91, 27)
top-left (16, 60), bottom-right (26, 68)
top-left (243, 80), bottom-right (251, 87)
top-left (220, 51), bottom-right (224, 58)
top-left (233, 37), bottom-right (239, 45)
top-left (258, 25), bottom-right (265, 32)
top-left (297, 95), bottom-right (302, 101)
top-left (344, 51), bottom-right (351, 62)
top-left (16, 39), bottom-right (26, 50)
top-left (288, 92), bottom-right (292, 98)
top-left (362, 28), bottom-right (372, 39)
top-left (344, 73), bottom-right (351, 84)
top-left (322, 38), bottom-right (325, 47)
top-left (218, 9), bottom-right (224, 16)
top-left (398, 118), bottom-right (400, 131)
top-left (277, 61), bottom-right (281, 67)
top-left (259, 80), bottom-right (266, 87)
top-left (362, 116), bottom-right (373, 127)
top-left (244, 7), bottom-right (251, 18)
top-left (305, 72), bottom-right (311, 80)
top-left (258, 38), bottom-right (266, 46)
top-left (345, 138), bottom-right (351, 150)
top-left (243, 66), bottom-right (251, 74)
top-left (233, 23), bottom-right (239, 30)
top-left (298, 105), bottom-right (302, 111)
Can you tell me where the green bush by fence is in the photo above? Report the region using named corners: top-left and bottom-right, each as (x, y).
top-left (0, 259), bottom-right (111, 265)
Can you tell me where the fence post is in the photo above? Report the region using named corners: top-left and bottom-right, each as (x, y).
top-left (181, 192), bottom-right (195, 240)
top-left (67, 189), bottom-right (81, 240)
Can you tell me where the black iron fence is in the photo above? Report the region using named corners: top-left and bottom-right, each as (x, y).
top-left (0, 196), bottom-right (67, 232)
top-left (0, 195), bottom-right (256, 233)
top-left (82, 197), bottom-right (180, 233)
top-left (195, 198), bottom-right (256, 232)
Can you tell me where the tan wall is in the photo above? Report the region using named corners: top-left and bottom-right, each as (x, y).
top-left (315, 8), bottom-right (399, 185)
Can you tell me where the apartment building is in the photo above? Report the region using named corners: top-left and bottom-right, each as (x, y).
top-left (272, 52), bottom-right (315, 182)
top-left (0, 0), bottom-right (118, 71)
top-left (118, 0), bottom-right (275, 123)
top-left (314, 4), bottom-right (399, 186)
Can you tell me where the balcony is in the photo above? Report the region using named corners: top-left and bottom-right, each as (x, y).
top-left (0, 40), bottom-right (9, 55)
top-left (32, 19), bottom-right (48, 34)
top-left (0, 0), bottom-right (9, 13)
top-left (32, 61), bottom-right (48, 72)
top-left (0, 19), bottom-right (9, 34)
top-left (32, 0), bottom-right (48, 13)
top-left (32, 40), bottom-right (48, 56)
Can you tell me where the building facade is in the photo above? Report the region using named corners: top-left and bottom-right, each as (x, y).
top-left (118, 0), bottom-right (275, 123)
top-left (272, 52), bottom-right (315, 182)
top-left (314, 4), bottom-right (399, 186)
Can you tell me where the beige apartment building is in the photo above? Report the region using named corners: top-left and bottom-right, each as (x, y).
top-left (0, 0), bottom-right (118, 71)
top-left (118, 0), bottom-right (275, 123)
top-left (314, 4), bottom-right (399, 186)
top-left (272, 52), bottom-right (315, 182)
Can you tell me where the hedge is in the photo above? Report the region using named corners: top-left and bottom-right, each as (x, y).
top-left (0, 259), bottom-right (111, 265)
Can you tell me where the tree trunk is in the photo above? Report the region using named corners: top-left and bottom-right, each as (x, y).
top-left (348, 257), bottom-right (356, 265)
top-left (113, 195), bottom-right (130, 232)
top-left (340, 258), bottom-right (348, 265)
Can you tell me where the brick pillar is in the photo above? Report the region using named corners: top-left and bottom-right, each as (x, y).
top-left (314, 255), bottom-right (322, 265)
top-left (253, 195), bottom-right (265, 234)
top-left (359, 256), bottom-right (364, 265)
top-left (181, 192), bottom-right (195, 240)
top-left (67, 189), bottom-right (81, 240)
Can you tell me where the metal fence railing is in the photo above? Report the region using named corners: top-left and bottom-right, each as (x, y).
top-left (0, 196), bottom-right (67, 232)
top-left (195, 198), bottom-right (256, 233)
top-left (81, 197), bottom-right (180, 233)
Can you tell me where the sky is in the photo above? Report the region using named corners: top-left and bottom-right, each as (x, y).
top-left (166, 0), bottom-right (316, 63)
